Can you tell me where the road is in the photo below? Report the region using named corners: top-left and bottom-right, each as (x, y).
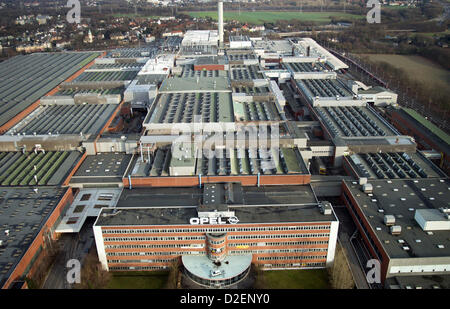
top-left (333, 206), bottom-right (370, 289)
top-left (42, 218), bottom-right (96, 289)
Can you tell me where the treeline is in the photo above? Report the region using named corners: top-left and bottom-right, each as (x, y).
top-left (359, 55), bottom-right (450, 113)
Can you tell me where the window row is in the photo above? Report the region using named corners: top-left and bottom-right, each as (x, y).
top-left (102, 225), bottom-right (330, 235)
top-left (257, 255), bottom-right (327, 261)
top-left (229, 233), bottom-right (329, 240)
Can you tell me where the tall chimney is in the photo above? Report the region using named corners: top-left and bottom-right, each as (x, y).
top-left (218, 1), bottom-right (224, 45)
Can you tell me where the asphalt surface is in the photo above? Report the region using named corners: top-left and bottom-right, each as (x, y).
top-left (333, 206), bottom-right (370, 289)
top-left (42, 218), bottom-right (96, 289)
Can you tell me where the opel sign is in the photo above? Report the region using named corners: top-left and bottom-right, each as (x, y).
top-left (189, 216), bottom-right (239, 225)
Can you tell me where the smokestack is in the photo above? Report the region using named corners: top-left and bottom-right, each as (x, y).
top-left (218, 1), bottom-right (224, 45)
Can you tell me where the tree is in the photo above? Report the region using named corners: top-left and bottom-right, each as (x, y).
top-left (328, 244), bottom-right (355, 289)
top-left (165, 258), bottom-right (181, 289)
top-left (73, 252), bottom-right (112, 289)
top-left (252, 263), bottom-right (267, 289)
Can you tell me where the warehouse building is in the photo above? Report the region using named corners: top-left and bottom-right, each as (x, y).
top-left (0, 150), bottom-right (83, 187)
top-left (181, 30), bottom-right (219, 55)
top-left (93, 182), bottom-right (339, 287)
top-left (0, 187), bottom-right (74, 289)
top-left (341, 178), bottom-right (450, 284)
top-left (343, 151), bottom-right (447, 180)
top-left (0, 52), bottom-right (100, 133)
top-left (69, 153), bottom-right (133, 188)
top-left (6, 103), bottom-right (120, 137)
top-left (229, 36), bottom-right (252, 49)
top-left (386, 107), bottom-right (450, 174)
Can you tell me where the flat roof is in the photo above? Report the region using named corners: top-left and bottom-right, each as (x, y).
top-left (343, 178), bottom-right (450, 259)
top-left (297, 79), bottom-right (353, 98)
top-left (229, 35), bottom-right (251, 42)
top-left (386, 275), bottom-right (450, 289)
top-left (182, 254), bottom-right (252, 281)
top-left (398, 107), bottom-right (450, 153)
top-left (8, 103), bottom-right (118, 136)
top-left (144, 91), bottom-right (234, 125)
top-left (229, 65), bottom-right (264, 80)
top-left (0, 151), bottom-right (83, 186)
top-left (95, 183), bottom-right (333, 227)
top-left (0, 187), bottom-right (68, 288)
top-left (0, 52), bottom-right (100, 127)
top-left (283, 62), bottom-right (328, 73)
top-left (158, 77), bottom-right (230, 93)
top-left (70, 153), bottom-right (132, 184)
top-left (181, 65), bottom-right (227, 78)
top-left (129, 146), bottom-right (309, 177)
top-left (253, 40), bottom-right (293, 54)
top-left (315, 105), bottom-right (398, 138)
top-left (346, 151), bottom-right (446, 180)
top-left (116, 186), bottom-right (202, 208)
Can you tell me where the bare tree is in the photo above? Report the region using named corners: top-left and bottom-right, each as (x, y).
top-left (328, 244), bottom-right (355, 289)
top-left (252, 263), bottom-right (267, 289)
top-left (165, 258), bottom-right (181, 289)
top-left (74, 251), bottom-right (112, 289)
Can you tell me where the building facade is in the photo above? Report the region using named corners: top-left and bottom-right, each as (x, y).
top-left (93, 183), bottom-right (339, 287)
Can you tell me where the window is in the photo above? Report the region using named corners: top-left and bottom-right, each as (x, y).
top-left (73, 205), bottom-right (85, 213)
top-left (67, 217), bottom-right (78, 224)
top-left (80, 194), bottom-right (91, 201)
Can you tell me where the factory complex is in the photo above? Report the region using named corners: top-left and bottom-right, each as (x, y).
top-left (0, 3), bottom-right (449, 289)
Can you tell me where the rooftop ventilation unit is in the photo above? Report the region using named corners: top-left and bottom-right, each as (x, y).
top-left (390, 225), bottom-right (401, 235)
top-left (362, 183), bottom-right (373, 194)
top-left (384, 215), bottom-right (396, 226)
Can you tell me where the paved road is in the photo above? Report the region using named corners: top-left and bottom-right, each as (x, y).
top-left (42, 218), bottom-right (96, 289)
top-left (333, 206), bottom-right (370, 289)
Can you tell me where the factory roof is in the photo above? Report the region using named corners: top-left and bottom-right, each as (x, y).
top-left (106, 47), bottom-right (158, 58)
top-left (87, 62), bottom-right (144, 71)
top-left (144, 91), bottom-right (234, 125)
top-left (343, 178), bottom-right (450, 259)
top-left (74, 70), bottom-right (138, 82)
top-left (229, 65), bottom-right (264, 80)
top-left (253, 39), bottom-right (293, 54)
top-left (386, 275), bottom-right (450, 289)
top-left (296, 79), bottom-right (353, 99)
top-left (315, 105), bottom-right (399, 138)
top-left (129, 145), bottom-right (309, 177)
top-left (0, 187), bottom-right (68, 287)
top-left (136, 74), bottom-right (167, 85)
top-left (346, 151), bottom-right (446, 180)
top-left (182, 30), bottom-right (219, 46)
top-left (229, 35), bottom-right (251, 42)
top-left (0, 52), bottom-right (100, 127)
top-left (70, 153), bottom-right (132, 185)
top-left (195, 55), bottom-right (227, 66)
top-left (7, 103), bottom-right (118, 136)
top-left (181, 65), bottom-right (227, 78)
top-left (283, 62), bottom-right (329, 73)
top-left (0, 151), bottom-right (83, 186)
top-left (95, 183), bottom-right (335, 227)
top-left (294, 38), bottom-right (348, 70)
top-left (399, 107), bottom-right (450, 151)
top-left (158, 77), bottom-right (231, 93)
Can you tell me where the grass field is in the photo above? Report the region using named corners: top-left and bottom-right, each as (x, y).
top-left (360, 54), bottom-right (450, 90)
top-left (187, 11), bottom-right (364, 24)
top-left (263, 269), bottom-right (330, 289)
top-left (106, 271), bottom-right (169, 289)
